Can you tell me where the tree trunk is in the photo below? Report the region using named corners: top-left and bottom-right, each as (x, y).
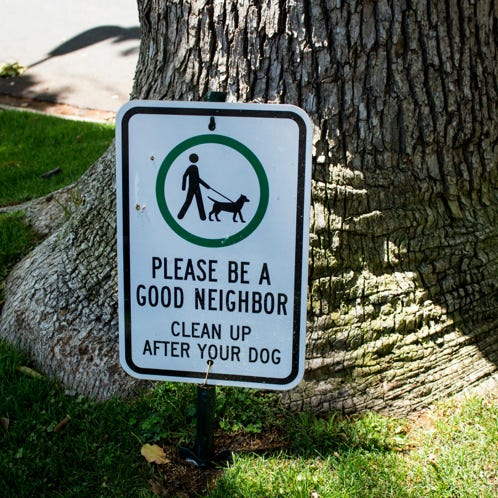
top-left (1, 0), bottom-right (497, 414)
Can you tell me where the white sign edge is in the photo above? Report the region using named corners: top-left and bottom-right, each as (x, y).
top-left (115, 100), bottom-right (313, 390)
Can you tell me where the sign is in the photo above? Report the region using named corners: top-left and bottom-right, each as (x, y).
top-left (116, 100), bottom-right (312, 390)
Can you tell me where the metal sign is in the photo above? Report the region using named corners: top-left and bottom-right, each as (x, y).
top-left (116, 100), bottom-right (312, 390)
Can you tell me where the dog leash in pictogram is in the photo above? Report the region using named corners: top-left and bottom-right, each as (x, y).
top-left (208, 186), bottom-right (234, 203)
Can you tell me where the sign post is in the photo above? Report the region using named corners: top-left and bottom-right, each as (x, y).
top-left (185, 91), bottom-right (226, 467)
top-left (116, 98), bottom-right (312, 464)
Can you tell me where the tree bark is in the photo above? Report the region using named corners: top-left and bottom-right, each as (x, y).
top-left (1, 0), bottom-right (497, 413)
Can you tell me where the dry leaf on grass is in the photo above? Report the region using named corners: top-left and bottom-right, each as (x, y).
top-left (16, 366), bottom-right (44, 379)
top-left (141, 444), bottom-right (170, 464)
top-left (53, 415), bottom-right (71, 432)
top-left (1, 417), bottom-right (9, 431)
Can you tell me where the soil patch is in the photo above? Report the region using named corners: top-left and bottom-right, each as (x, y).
top-left (0, 94), bottom-right (115, 123)
top-left (150, 428), bottom-right (287, 497)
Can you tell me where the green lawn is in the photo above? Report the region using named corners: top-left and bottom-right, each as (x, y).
top-left (0, 108), bottom-right (113, 206)
top-left (0, 108), bottom-right (114, 303)
top-left (1, 340), bottom-right (496, 497)
top-left (0, 108), bottom-right (497, 497)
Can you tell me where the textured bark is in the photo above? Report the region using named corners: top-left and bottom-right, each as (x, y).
top-left (1, 0), bottom-right (497, 413)
top-left (0, 184), bottom-right (85, 237)
top-left (0, 147), bottom-right (145, 398)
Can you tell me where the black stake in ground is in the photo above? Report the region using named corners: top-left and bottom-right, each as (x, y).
top-left (178, 356), bottom-right (231, 468)
top-left (178, 372), bottom-right (219, 467)
top-left (178, 90), bottom-right (230, 468)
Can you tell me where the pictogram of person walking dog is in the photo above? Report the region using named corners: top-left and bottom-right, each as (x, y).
top-left (177, 153), bottom-right (250, 223)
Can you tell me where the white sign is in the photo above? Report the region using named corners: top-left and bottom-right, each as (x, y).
top-left (116, 100), bottom-right (312, 390)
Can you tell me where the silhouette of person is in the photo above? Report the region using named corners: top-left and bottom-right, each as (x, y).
top-left (177, 153), bottom-right (210, 220)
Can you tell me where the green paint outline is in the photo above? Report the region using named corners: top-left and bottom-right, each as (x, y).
top-left (156, 134), bottom-right (269, 247)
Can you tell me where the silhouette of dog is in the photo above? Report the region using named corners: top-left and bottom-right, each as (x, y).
top-left (208, 195), bottom-right (250, 222)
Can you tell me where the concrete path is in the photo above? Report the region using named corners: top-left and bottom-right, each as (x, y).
top-left (0, 0), bottom-right (139, 114)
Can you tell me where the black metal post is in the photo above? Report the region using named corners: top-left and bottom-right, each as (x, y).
top-left (179, 382), bottom-right (217, 467)
top-left (204, 90), bottom-right (227, 102)
top-left (179, 90), bottom-right (229, 468)
top-left (194, 384), bottom-right (216, 463)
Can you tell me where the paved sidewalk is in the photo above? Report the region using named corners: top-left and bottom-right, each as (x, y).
top-left (0, 0), bottom-right (139, 117)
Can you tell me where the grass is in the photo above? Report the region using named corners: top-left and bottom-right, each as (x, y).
top-left (0, 108), bottom-right (497, 497)
top-left (0, 342), bottom-right (153, 497)
top-left (0, 108), bottom-right (114, 302)
top-left (0, 210), bottom-right (43, 305)
top-left (208, 395), bottom-right (498, 498)
top-left (1, 339), bottom-right (496, 497)
top-left (0, 108), bottom-right (114, 206)
top-left (0, 211), bottom-right (42, 281)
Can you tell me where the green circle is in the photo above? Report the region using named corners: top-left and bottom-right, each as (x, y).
top-left (156, 134), bottom-right (269, 247)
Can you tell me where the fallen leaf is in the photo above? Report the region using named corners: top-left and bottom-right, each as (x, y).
top-left (16, 366), bottom-right (44, 379)
top-left (141, 444), bottom-right (170, 464)
top-left (40, 167), bottom-right (62, 179)
top-left (0, 417), bottom-right (9, 431)
top-left (53, 415), bottom-right (71, 432)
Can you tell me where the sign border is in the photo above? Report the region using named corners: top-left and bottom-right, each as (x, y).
top-left (117, 102), bottom-right (310, 389)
